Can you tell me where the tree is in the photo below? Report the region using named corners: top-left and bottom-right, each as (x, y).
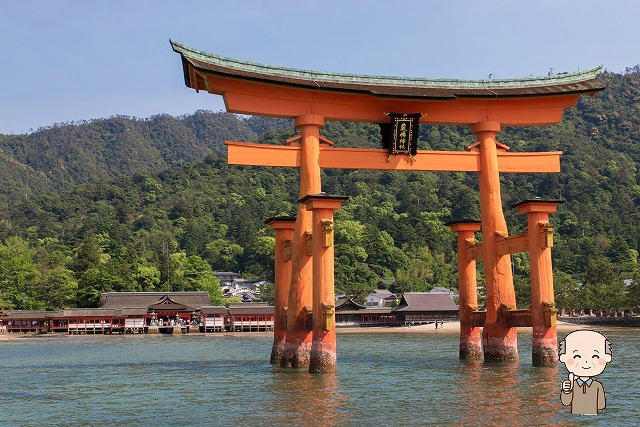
top-left (363, 227), bottom-right (408, 278)
top-left (582, 258), bottom-right (626, 311)
top-left (335, 260), bottom-right (376, 303)
top-left (35, 267), bottom-right (78, 310)
top-left (513, 276), bottom-right (531, 309)
top-left (76, 268), bottom-right (128, 307)
top-left (0, 72), bottom-right (639, 311)
top-left (553, 271), bottom-right (580, 311)
top-left (169, 252), bottom-right (223, 304)
top-left (395, 246), bottom-right (454, 292)
top-left (69, 237), bottom-right (104, 276)
top-left (205, 239), bottom-right (243, 271)
top-left (627, 268), bottom-right (640, 312)
top-left (0, 237), bottom-right (40, 309)
top-left (133, 263), bottom-right (161, 291)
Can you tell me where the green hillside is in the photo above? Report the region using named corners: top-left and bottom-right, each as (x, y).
top-left (0, 68), bottom-right (638, 311)
top-left (0, 112), bottom-right (291, 201)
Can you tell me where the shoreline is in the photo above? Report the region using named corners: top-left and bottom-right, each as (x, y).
top-left (2, 321), bottom-right (637, 341)
top-left (334, 320), bottom-right (599, 334)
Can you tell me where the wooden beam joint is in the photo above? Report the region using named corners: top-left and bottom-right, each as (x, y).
top-left (465, 232), bottom-right (531, 260)
top-left (304, 232), bottom-right (313, 256)
top-left (543, 301), bottom-right (558, 327)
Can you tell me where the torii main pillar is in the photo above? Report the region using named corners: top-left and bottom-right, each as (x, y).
top-left (281, 114), bottom-right (324, 368)
top-left (473, 121), bottom-right (518, 362)
top-left (302, 194), bottom-right (348, 373)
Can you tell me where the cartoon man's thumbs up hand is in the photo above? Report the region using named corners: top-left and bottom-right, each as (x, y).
top-left (562, 373), bottom-right (575, 393)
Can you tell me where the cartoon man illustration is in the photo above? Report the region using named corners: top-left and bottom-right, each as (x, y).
top-left (559, 330), bottom-right (611, 415)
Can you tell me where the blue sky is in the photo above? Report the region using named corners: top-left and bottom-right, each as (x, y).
top-left (1, 0), bottom-right (638, 134)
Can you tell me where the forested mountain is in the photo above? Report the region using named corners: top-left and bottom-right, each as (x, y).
top-left (0, 68), bottom-right (639, 312)
top-left (0, 112), bottom-right (291, 201)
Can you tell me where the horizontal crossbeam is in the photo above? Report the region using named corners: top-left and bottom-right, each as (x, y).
top-left (466, 233), bottom-right (529, 261)
top-left (226, 141), bottom-right (561, 173)
top-left (505, 309), bottom-right (533, 327)
top-left (470, 310), bottom-right (486, 327)
top-left (469, 309), bottom-right (533, 327)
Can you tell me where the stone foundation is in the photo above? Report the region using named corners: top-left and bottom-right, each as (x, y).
top-left (483, 334), bottom-right (519, 362)
top-left (309, 341), bottom-right (336, 373)
top-left (459, 340), bottom-right (483, 360)
top-left (281, 340), bottom-right (311, 368)
top-left (270, 340), bottom-right (286, 365)
top-left (532, 336), bottom-right (558, 367)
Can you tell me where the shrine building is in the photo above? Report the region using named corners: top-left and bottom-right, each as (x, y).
top-left (0, 292), bottom-right (275, 334)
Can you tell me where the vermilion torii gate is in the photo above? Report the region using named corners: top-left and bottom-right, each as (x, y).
top-left (171, 41), bottom-right (604, 370)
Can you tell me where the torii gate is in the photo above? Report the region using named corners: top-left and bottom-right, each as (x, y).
top-left (171, 41), bottom-right (604, 371)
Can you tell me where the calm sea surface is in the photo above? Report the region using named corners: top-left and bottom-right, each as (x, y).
top-left (0, 329), bottom-right (638, 426)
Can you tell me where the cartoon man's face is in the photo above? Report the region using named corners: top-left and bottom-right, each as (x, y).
top-left (559, 330), bottom-right (611, 377)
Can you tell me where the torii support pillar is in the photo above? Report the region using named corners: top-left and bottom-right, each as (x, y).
top-left (302, 194), bottom-right (348, 374)
top-left (514, 199), bottom-right (563, 367)
top-left (472, 121), bottom-right (518, 362)
top-left (282, 115), bottom-right (324, 368)
top-left (446, 220), bottom-right (483, 360)
top-left (266, 216), bottom-right (296, 365)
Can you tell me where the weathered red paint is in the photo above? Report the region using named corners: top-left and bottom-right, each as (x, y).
top-left (303, 195), bottom-right (348, 373)
top-left (281, 115), bottom-right (323, 368)
top-left (266, 218), bottom-right (296, 365)
top-left (447, 221), bottom-right (483, 360)
top-left (175, 50), bottom-right (603, 367)
top-left (473, 121), bottom-right (518, 362)
top-left (515, 200), bottom-right (563, 367)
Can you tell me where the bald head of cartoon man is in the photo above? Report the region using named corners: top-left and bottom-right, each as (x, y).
top-left (559, 330), bottom-right (612, 378)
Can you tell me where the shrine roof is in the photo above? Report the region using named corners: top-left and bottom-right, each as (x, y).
top-left (171, 40), bottom-right (605, 99)
top-left (393, 292), bottom-right (459, 312)
top-left (1, 310), bottom-right (49, 319)
top-left (335, 296), bottom-right (366, 311)
top-left (100, 291), bottom-right (211, 309)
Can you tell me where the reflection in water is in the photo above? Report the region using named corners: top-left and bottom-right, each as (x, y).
top-left (526, 367), bottom-right (562, 423)
top-left (453, 361), bottom-right (523, 424)
top-left (452, 359), bottom-right (482, 423)
top-left (1, 331), bottom-right (638, 424)
top-left (453, 357), bottom-right (571, 424)
top-left (266, 368), bottom-right (351, 426)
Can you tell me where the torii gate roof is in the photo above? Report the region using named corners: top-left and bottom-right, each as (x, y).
top-left (171, 40), bottom-right (605, 125)
top-left (171, 40), bottom-right (604, 100)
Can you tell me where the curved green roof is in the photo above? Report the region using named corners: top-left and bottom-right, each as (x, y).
top-left (171, 40), bottom-right (604, 98)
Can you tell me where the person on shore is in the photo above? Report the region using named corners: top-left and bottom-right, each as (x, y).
top-left (559, 330), bottom-right (611, 415)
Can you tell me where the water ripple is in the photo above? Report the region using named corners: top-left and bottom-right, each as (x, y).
top-left (0, 331), bottom-right (638, 425)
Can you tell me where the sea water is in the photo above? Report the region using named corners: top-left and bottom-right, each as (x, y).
top-left (0, 330), bottom-right (638, 425)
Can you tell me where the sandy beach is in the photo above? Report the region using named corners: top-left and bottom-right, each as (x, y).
top-left (0, 321), bottom-right (618, 342)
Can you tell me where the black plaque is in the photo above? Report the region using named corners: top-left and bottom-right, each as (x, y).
top-left (380, 113), bottom-right (421, 156)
